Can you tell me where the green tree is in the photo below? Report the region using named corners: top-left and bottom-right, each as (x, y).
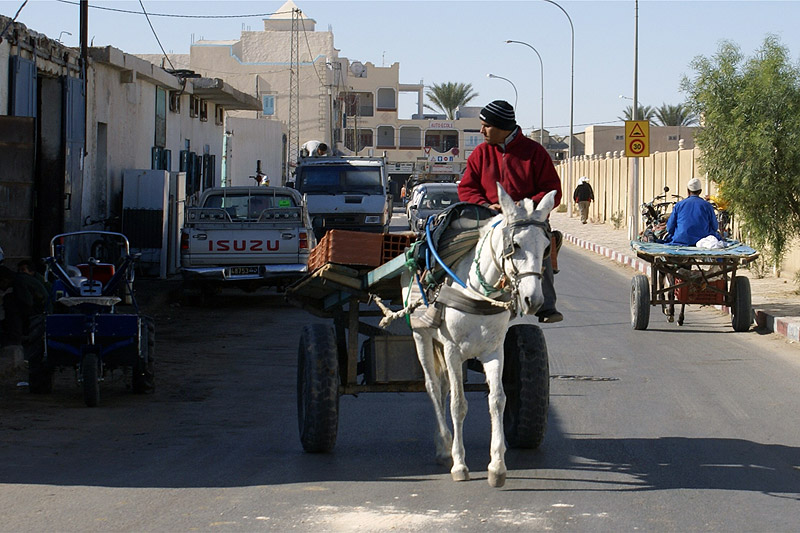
top-left (618, 104), bottom-right (656, 123)
top-left (654, 103), bottom-right (699, 126)
top-left (424, 82), bottom-right (478, 120)
top-left (682, 35), bottom-right (800, 269)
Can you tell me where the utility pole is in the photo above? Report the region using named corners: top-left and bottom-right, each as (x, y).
top-left (80, 0), bottom-right (88, 155)
top-left (629, 0), bottom-right (640, 240)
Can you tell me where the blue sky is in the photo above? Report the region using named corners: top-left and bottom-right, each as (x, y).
top-left (4, 0), bottom-right (800, 136)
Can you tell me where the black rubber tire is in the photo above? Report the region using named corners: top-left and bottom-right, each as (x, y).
top-left (297, 324), bottom-right (340, 453)
top-left (731, 276), bottom-right (752, 332)
top-left (502, 324), bottom-right (549, 449)
top-left (82, 351), bottom-right (100, 407)
top-left (133, 317), bottom-right (156, 394)
top-left (631, 274), bottom-right (650, 330)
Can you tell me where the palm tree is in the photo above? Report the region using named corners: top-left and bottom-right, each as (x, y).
top-left (654, 103), bottom-right (699, 126)
top-left (618, 104), bottom-right (656, 123)
top-left (424, 82), bottom-right (479, 120)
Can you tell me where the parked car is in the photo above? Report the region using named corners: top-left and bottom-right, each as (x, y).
top-left (407, 182), bottom-right (461, 232)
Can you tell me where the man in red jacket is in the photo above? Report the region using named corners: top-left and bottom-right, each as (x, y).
top-left (458, 100), bottom-right (563, 323)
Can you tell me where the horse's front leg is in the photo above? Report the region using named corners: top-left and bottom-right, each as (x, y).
top-left (482, 352), bottom-right (507, 487)
top-left (444, 346), bottom-right (469, 482)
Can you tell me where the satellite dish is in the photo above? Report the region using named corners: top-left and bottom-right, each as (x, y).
top-left (350, 61), bottom-right (365, 77)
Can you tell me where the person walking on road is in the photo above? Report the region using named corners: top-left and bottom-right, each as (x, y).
top-left (573, 176), bottom-right (594, 224)
top-left (458, 100), bottom-right (564, 323)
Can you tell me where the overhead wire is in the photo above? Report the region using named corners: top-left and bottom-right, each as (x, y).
top-left (55, 0), bottom-right (290, 19)
top-left (0, 0), bottom-right (29, 42)
top-left (138, 0), bottom-right (174, 71)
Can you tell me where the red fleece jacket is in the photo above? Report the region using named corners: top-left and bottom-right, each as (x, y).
top-left (458, 129), bottom-right (562, 207)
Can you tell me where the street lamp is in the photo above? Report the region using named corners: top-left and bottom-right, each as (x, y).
top-left (506, 40), bottom-right (544, 147)
top-left (486, 73), bottom-right (518, 109)
top-left (541, 0), bottom-right (574, 217)
top-left (57, 30), bottom-right (72, 43)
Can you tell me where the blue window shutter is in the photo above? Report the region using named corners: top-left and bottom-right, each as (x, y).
top-left (9, 56), bottom-right (37, 117)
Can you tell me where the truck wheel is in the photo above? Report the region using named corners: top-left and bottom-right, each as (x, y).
top-left (82, 351), bottom-right (100, 407)
top-left (503, 324), bottom-right (549, 449)
top-left (631, 274), bottom-right (650, 330)
top-left (133, 317), bottom-right (156, 394)
top-left (297, 324), bottom-right (340, 453)
top-left (731, 276), bottom-right (752, 332)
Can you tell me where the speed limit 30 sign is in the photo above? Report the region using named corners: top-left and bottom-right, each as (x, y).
top-left (625, 120), bottom-right (650, 157)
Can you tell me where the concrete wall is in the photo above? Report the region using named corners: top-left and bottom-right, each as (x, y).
top-left (556, 149), bottom-right (800, 277)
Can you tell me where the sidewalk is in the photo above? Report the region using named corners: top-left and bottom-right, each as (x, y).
top-left (550, 209), bottom-right (800, 343)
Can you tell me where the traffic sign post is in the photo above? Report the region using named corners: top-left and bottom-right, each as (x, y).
top-left (625, 120), bottom-right (649, 157)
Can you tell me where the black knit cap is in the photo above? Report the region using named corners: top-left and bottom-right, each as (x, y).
top-left (479, 100), bottom-right (516, 130)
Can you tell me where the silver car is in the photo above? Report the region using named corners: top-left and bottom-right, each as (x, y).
top-left (407, 183), bottom-right (461, 232)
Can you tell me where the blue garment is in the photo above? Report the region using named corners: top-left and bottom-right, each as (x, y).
top-left (665, 195), bottom-right (719, 245)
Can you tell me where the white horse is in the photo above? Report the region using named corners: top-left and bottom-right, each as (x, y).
top-left (400, 183), bottom-right (556, 488)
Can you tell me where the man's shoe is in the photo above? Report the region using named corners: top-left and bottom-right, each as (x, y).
top-left (536, 310), bottom-right (563, 323)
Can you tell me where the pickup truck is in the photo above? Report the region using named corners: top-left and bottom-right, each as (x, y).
top-left (179, 186), bottom-right (315, 293)
top-left (292, 153), bottom-right (391, 240)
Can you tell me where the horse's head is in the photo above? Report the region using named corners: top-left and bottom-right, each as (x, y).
top-left (496, 183), bottom-right (557, 316)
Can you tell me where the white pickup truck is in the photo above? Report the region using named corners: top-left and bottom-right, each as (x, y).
top-left (179, 186), bottom-right (315, 292)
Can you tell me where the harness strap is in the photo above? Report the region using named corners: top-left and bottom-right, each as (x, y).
top-left (436, 284), bottom-right (511, 315)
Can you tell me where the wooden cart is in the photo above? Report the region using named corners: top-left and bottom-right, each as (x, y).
top-left (629, 240), bottom-right (760, 332)
top-left (285, 248), bottom-right (550, 454)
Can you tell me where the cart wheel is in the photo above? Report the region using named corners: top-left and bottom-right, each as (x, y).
top-left (630, 274), bottom-right (650, 330)
top-left (297, 324), bottom-right (340, 453)
top-left (731, 276), bottom-right (752, 332)
top-left (133, 317), bottom-right (156, 394)
top-left (502, 324), bottom-right (549, 449)
top-left (82, 351), bottom-right (100, 407)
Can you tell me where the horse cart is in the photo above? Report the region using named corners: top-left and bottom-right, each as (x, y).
top-left (27, 231), bottom-right (155, 407)
top-left (629, 240), bottom-right (759, 332)
top-left (285, 231), bottom-right (551, 455)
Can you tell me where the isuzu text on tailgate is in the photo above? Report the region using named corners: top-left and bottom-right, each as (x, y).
top-left (180, 186), bottom-right (315, 293)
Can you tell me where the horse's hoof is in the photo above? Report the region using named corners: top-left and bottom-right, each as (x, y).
top-left (488, 471), bottom-right (507, 488)
top-left (451, 468), bottom-right (470, 482)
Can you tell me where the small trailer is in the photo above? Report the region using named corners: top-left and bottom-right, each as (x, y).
top-left (285, 240), bottom-right (550, 454)
top-left (629, 240), bottom-right (760, 332)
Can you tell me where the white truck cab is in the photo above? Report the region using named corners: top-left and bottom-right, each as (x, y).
top-left (293, 153), bottom-right (391, 240)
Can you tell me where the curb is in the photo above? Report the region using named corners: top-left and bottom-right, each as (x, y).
top-left (562, 231), bottom-right (800, 342)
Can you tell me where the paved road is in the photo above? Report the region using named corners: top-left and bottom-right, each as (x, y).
top-left (1, 216), bottom-right (800, 531)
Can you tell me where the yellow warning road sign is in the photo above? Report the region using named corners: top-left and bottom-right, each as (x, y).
top-left (625, 120), bottom-right (650, 157)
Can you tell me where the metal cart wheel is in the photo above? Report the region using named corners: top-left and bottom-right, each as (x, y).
top-left (297, 324), bottom-right (340, 453)
top-left (731, 275), bottom-right (752, 332)
top-left (133, 317), bottom-right (156, 394)
top-left (82, 351), bottom-right (101, 407)
top-left (502, 324), bottom-right (549, 449)
top-left (630, 274), bottom-right (650, 330)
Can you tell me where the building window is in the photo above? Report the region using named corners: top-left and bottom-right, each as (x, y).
top-left (668, 134), bottom-right (678, 141)
top-left (465, 134), bottom-right (482, 150)
top-left (342, 91), bottom-right (374, 117)
top-left (344, 128), bottom-right (373, 152)
top-left (215, 105), bottom-right (224, 126)
top-left (425, 130), bottom-right (459, 153)
top-left (376, 88), bottom-right (396, 111)
top-left (169, 90), bottom-right (181, 113)
top-left (199, 99), bottom-right (208, 122)
top-left (615, 134), bottom-right (624, 140)
top-left (190, 96), bottom-right (200, 118)
top-left (262, 94), bottom-right (275, 116)
top-left (399, 126), bottom-right (421, 149)
top-left (155, 86), bottom-right (166, 148)
top-left (376, 125), bottom-right (395, 148)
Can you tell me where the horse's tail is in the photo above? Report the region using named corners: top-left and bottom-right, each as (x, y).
top-left (432, 339), bottom-right (446, 376)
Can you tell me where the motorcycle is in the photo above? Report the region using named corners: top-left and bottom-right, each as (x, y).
top-left (638, 186), bottom-right (682, 242)
top-left (706, 195), bottom-right (732, 239)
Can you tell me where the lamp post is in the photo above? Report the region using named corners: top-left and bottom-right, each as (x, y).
top-left (506, 40), bottom-right (544, 147)
top-left (541, 0), bottom-right (574, 217)
top-left (486, 73), bottom-right (518, 109)
top-left (57, 30), bottom-right (72, 43)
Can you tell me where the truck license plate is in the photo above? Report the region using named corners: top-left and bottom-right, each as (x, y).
top-left (229, 266), bottom-right (259, 276)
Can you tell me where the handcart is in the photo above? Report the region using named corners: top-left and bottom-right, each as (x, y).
top-left (629, 240), bottom-right (759, 332)
top-left (285, 239), bottom-right (550, 454)
top-left (27, 231), bottom-right (155, 407)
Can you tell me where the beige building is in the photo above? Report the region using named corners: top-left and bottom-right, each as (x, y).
top-left (583, 124), bottom-right (698, 156)
top-left (149, 0), bottom-right (483, 194)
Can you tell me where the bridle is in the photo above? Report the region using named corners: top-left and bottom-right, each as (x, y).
top-left (473, 216), bottom-right (551, 306)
